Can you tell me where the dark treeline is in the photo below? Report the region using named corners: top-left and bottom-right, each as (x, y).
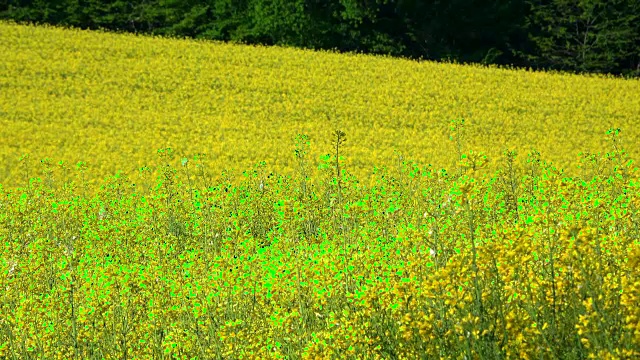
top-left (2, 0), bottom-right (639, 77)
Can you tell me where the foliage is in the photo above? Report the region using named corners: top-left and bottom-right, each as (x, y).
top-left (524, 0), bottom-right (640, 74)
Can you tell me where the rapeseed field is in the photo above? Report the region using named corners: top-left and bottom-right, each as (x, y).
top-left (1, 22), bottom-right (639, 191)
top-left (1, 21), bottom-right (640, 359)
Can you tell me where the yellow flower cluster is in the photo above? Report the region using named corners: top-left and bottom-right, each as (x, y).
top-left (1, 150), bottom-right (639, 358)
top-left (1, 21), bottom-right (639, 193)
top-left (1, 21), bottom-right (640, 359)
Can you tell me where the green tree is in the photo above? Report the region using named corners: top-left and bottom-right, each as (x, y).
top-left (524, 0), bottom-right (639, 74)
top-left (332, 0), bottom-right (406, 55)
top-left (238, 0), bottom-right (313, 45)
top-left (2, 0), bottom-right (69, 24)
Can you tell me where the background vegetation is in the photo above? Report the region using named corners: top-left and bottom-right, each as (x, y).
top-left (1, 0), bottom-right (639, 77)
